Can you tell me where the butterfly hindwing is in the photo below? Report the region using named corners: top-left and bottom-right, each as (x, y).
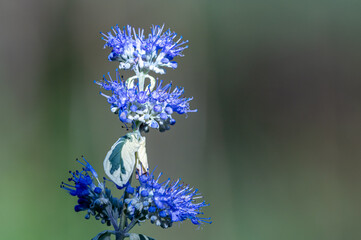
top-left (136, 136), bottom-right (149, 174)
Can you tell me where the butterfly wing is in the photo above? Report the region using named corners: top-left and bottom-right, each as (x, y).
top-left (136, 136), bottom-right (149, 174)
top-left (103, 133), bottom-right (141, 187)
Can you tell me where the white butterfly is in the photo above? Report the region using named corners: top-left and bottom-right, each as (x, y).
top-left (103, 132), bottom-right (149, 187)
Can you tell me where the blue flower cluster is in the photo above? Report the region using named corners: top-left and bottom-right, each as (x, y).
top-left (101, 25), bottom-right (188, 74)
top-left (62, 23), bottom-right (210, 240)
top-left (61, 157), bottom-right (121, 225)
top-left (95, 71), bottom-right (196, 132)
top-left (61, 160), bottom-right (211, 230)
top-left (124, 171), bottom-right (211, 228)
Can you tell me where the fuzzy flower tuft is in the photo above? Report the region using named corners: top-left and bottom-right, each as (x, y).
top-left (61, 157), bottom-right (121, 226)
top-left (124, 170), bottom-right (211, 228)
top-left (101, 25), bottom-right (188, 74)
top-left (95, 70), bottom-right (196, 132)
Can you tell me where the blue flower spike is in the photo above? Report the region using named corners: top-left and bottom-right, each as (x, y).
top-left (62, 24), bottom-right (210, 240)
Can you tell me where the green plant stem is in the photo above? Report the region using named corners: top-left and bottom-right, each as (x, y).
top-left (124, 217), bottom-right (139, 233)
top-left (106, 206), bottom-right (119, 231)
top-left (115, 231), bottom-right (125, 240)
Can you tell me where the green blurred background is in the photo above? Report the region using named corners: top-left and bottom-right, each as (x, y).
top-left (1, 0), bottom-right (361, 239)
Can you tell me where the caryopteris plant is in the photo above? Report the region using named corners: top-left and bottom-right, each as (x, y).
top-left (61, 25), bottom-right (211, 240)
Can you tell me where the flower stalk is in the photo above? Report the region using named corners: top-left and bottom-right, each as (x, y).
top-left (61, 24), bottom-right (210, 240)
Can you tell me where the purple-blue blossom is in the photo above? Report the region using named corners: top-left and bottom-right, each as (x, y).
top-left (95, 70), bottom-right (197, 132)
top-left (124, 170), bottom-right (211, 228)
top-left (101, 25), bottom-right (188, 74)
top-left (61, 157), bottom-right (115, 225)
top-left (61, 22), bottom-right (210, 240)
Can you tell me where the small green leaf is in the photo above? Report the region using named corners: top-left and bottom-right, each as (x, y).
top-left (129, 233), bottom-right (155, 240)
top-left (103, 133), bottom-right (141, 187)
top-left (92, 230), bottom-right (114, 240)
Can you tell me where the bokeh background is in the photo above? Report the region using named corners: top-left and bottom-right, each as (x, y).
top-left (1, 0), bottom-right (361, 239)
